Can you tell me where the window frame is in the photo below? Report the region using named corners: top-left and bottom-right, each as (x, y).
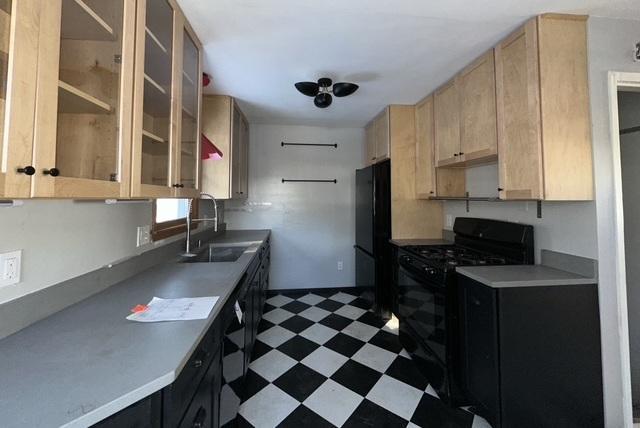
top-left (151, 199), bottom-right (198, 241)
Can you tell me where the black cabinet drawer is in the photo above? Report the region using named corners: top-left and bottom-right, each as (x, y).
top-left (92, 392), bottom-right (161, 428)
top-left (178, 349), bottom-right (220, 428)
top-left (164, 320), bottom-right (220, 427)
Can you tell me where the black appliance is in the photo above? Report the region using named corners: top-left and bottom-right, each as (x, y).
top-left (458, 275), bottom-right (603, 427)
top-left (355, 160), bottom-right (391, 316)
top-left (395, 217), bottom-right (534, 405)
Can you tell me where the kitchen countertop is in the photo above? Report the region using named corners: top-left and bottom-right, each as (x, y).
top-left (0, 229), bottom-right (270, 428)
top-left (456, 264), bottom-right (596, 288)
top-left (389, 238), bottom-right (452, 247)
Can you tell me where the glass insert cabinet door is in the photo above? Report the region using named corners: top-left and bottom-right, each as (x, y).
top-left (131, 0), bottom-right (176, 198)
top-left (32, 0), bottom-right (137, 198)
top-left (176, 25), bottom-right (201, 197)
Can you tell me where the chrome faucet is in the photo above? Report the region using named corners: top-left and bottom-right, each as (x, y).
top-left (183, 192), bottom-right (218, 257)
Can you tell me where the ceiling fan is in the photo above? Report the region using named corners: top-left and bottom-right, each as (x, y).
top-left (295, 78), bottom-right (359, 108)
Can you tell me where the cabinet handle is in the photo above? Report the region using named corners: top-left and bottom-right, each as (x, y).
top-left (459, 152), bottom-right (464, 155)
top-left (473, 298), bottom-right (481, 306)
top-left (371, 157), bottom-right (376, 161)
top-left (192, 407), bottom-right (206, 428)
top-left (17, 166), bottom-right (36, 176)
top-left (453, 154), bottom-right (458, 157)
top-left (173, 184), bottom-right (184, 188)
top-left (497, 187), bottom-right (504, 192)
top-left (193, 359), bottom-right (203, 368)
top-left (429, 191), bottom-right (434, 194)
top-left (43, 168), bottom-right (60, 177)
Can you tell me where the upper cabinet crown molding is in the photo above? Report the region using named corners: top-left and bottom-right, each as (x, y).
top-left (0, 0), bottom-right (203, 199)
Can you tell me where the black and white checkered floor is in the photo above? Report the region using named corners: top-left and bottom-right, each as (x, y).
top-left (235, 289), bottom-right (492, 428)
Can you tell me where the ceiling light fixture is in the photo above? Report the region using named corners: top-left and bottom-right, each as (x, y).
top-left (295, 77), bottom-right (359, 109)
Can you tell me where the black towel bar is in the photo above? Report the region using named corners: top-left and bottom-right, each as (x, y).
top-left (282, 179), bottom-right (337, 183)
top-left (281, 142), bottom-right (338, 148)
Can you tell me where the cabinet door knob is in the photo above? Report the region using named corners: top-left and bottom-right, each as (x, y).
top-left (453, 153), bottom-right (458, 157)
top-left (17, 166), bottom-right (36, 176)
top-left (459, 152), bottom-right (464, 155)
top-left (43, 168), bottom-right (60, 177)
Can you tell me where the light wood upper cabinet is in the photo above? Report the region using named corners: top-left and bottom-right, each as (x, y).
top-left (434, 79), bottom-right (461, 166)
top-left (0, 0), bottom-right (40, 198)
top-left (201, 96), bottom-right (249, 200)
top-left (459, 51), bottom-right (498, 163)
top-left (364, 108), bottom-right (390, 165)
top-left (496, 14), bottom-right (592, 201)
top-left (414, 96), bottom-right (436, 198)
top-left (131, 0), bottom-right (202, 198)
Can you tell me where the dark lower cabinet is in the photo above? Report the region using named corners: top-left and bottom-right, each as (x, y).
top-left (92, 239), bottom-right (270, 428)
top-left (458, 275), bottom-right (604, 428)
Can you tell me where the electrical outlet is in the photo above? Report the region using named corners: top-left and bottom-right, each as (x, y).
top-left (0, 250), bottom-right (21, 287)
top-left (337, 261), bottom-right (343, 271)
top-left (136, 225), bottom-right (151, 247)
top-left (446, 214), bottom-right (453, 229)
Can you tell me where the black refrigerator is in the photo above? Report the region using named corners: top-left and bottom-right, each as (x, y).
top-left (355, 160), bottom-right (391, 317)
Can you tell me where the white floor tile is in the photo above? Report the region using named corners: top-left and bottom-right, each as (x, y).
top-left (351, 343), bottom-right (397, 373)
top-left (367, 375), bottom-right (423, 420)
top-left (472, 414), bottom-right (493, 428)
top-left (249, 350), bottom-right (297, 382)
top-left (298, 293), bottom-right (325, 305)
top-left (331, 292), bottom-right (357, 304)
top-left (266, 295), bottom-right (294, 307)
top-left (298, 306), bottom-right (331, 322)
top-left (382, 314), bottom-right (400, 335)
top-left (425, 384), bottom-right (439, 398)
top-left (299, 323), bottom-right (338, 345)
top-left (239, 384), bottom-right (299, 427)
top-left (399, 348), bottom-right (411, 359)
top-left (262, 307), bottom-right (294, 324)
top-left (335, 304), bottom-right (367, 320)
top-left (256, 325), bottom-right (296, 348)
top-left (301, 347), bottom-right (349, 377)
top-left (342, 320), bottom-right (379, 342)
top-left (303, 379), bottom-right (363, 426)
top-left (407, 423), bottom-right (421, 428)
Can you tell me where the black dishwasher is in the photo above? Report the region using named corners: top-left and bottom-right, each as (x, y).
top-left (219, 275), bottom-right (248, 427)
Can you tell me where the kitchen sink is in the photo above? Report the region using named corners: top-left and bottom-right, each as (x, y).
top-left (181, 245), bottom-right (250, 263)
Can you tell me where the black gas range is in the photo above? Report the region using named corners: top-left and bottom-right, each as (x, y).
top-left (395, 217), bottom-right (534, 405)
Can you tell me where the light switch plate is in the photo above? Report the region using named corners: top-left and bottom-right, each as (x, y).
top-left (337, 261), bottom-right (343, 271)
top-left (136, 225), bottom-right (151, 247)
top-left (0, 250), bottom-right (21, 287)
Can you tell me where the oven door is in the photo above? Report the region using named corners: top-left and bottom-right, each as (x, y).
top-left (397, 260), bottom-right (447, 364)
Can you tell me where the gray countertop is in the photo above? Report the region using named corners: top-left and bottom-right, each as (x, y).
top-left (456, 264), bottom-right (596, 288)
top-left (389, 238), bottom-right (452, 247)
top-left (0, 229), bottom-right (270, 428)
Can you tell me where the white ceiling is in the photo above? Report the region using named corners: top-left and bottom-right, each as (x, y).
top-left (178, 0), bottom-right (640, 127)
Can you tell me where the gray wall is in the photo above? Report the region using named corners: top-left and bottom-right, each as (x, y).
top-left (0, 200), bottom-right (219, 305)
top-left (224, 124), bottom-right (364, 290)
top-left (443, 164), bottom-right (597, 263)
top-left (620, 92), bottom-right (640, 411)
top-left (589, 17), bottom-right (640, 427)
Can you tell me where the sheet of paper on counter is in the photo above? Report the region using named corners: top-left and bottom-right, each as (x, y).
top-left (126, 296), bottom-right (219, 322)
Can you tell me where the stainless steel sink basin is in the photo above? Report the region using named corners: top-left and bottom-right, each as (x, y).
top-left (181, 245), bottom-right (249, 263)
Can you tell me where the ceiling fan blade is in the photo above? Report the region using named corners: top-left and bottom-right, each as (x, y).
top-left (295, 82), bottom-right (319, 97)
top-left (314, 93), bottom-right (333, 108)
top-left (333, 82), bottom-right (359, 97)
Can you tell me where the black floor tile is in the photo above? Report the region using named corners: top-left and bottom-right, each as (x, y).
top-left (369, 330), bottom-right (404, 354)
top-left (263, 303), bottom-right (278, 313)
top-left (242, 369), bottom-right (269, 400)
top-left (324, 333), bottom-right (367, 358)
top-left (331, 360), bottom-right (383, 396)
top-left (273, 364), bottom-right (327, 402)
top-left (257, 319), bottom-right (275, 333)
top-left (319, 313), bottom-right (353, 331)
top-left (277, 335), bottom-right (320, 361)
top-left (343, 399), bottom-right (408, 428)
top-left (277, 405), bottom-right (335, 428)
top-left (279, 315), bottom-right (315, 334)
top-left (411, 394), bottom-right (475, 428)
top-left (251, 339), bottom-right (273, 361)
top-left (357, 311), bottom-right (388, 329)
top-left (316, 299), bottom-right (344, 312)
top-left (281, 300), bottom-right (311, 314)
top-left (349, 297), bottom-right (373, 310)
top-left (384, 356), bottom-right (430, 391)
top-left (235, 415), bottom-right (254, 428)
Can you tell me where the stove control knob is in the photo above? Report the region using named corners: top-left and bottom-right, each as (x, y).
top-left (423, 267), bottom-right (436, 275)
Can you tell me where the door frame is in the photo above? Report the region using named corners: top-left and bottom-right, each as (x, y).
top-left (608, 71), bottom-right (640, 427)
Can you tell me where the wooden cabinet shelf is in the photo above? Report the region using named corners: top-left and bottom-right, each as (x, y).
top-left (145, 27), bottom-right (167, 54)
top-left (142, 129), bottom-right (165, 143)
top-left (144, 30), bottom-right (171, 88)
top-left (142, 74), bottom-right (169, 117)
top-left (183, 70), bottom-right (195, 87)
top-left (61, 0), bottom-right (114, 41)
top-left (58, 80), bottom-right (112, 114)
